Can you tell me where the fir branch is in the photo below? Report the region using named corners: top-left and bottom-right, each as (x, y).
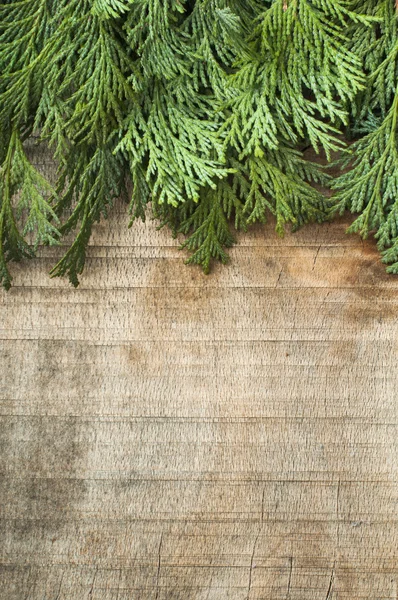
top-left (0, 129), bottom-right (54, 289)
top-left (332, 92), bottom-right (398, 238)
top-left (227, 0), bottom-right (366, 159)
top-left (333, 0), bottom-right (398, 273)
top-left (244, 148), bottom-right (330, 234)
top-left (59, 1), bottom-right (137, 145)
top-left (0, 0), bottom-right (54, 127)
top-left (92, 0), bottom-right (134, 19)
top-left (117, 82), bottom-right (231, 208)
top-left (178, 186), bottom-right (237, 274)
top-left (0, 0), bottom-right (395, 286)
top-left (50, 144), bottom-right (126, 286)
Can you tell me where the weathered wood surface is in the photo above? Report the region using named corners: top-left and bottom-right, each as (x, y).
top-left (1, 161), bottom-right (398, 599)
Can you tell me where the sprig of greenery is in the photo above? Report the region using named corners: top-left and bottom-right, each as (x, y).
top-left (0, 128), bottom-right (59, 289)
top-left (332, 0), bottom-right (398, 272)
top-left (0, 0), bottom-right (394, 287)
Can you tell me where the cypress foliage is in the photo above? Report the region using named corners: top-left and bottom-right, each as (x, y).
top-left (333, 0), bottom-right (398, 273)
top-left (0, 0), bottom-right (396, 288)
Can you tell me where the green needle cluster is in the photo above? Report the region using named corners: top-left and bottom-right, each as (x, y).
top-left (0, 0), bottom-right (397, 288)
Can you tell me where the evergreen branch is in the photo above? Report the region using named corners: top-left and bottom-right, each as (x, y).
top-left (178, 186), bottom-right (237, 274)
top-left (117, 83), bottom-right (232, 207)
top-left (332, 92), bottom-right (398, 238)
top-left (0, 0), bottom-right (396, 286)
top-left (92, 0), bottom-right (134, 19)
top-left (50, 144), bottom-right (126, 286)
top-left (244, 149), bottom-right (330, 234)
top-left (0, 129), bottom-right (37, 289)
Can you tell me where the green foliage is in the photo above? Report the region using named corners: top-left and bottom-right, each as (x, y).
top-left (0, 128), bottom-right (59, 290)
top-left (333, 0), bottom-right (398, 272)
top-left (0, 0), bottom-right (396, 288)
top-left (50, 143), bottom-right (126, 286)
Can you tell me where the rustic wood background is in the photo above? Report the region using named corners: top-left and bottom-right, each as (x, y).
top-left (1, 146), bottom-right (398, 599)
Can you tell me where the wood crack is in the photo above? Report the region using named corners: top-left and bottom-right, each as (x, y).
top-left (155, 533), bottom-right (163, 600)
top-left (88, 566), bottom-right (98, 599)
top-left (312, 245), bottom-right (321, 271)
top-left (325, 564), bottom-right (335, 600)
top-left (286, 556), bottom-right (293, 599)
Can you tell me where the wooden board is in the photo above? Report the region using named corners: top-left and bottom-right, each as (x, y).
top-left (1, 177), bottom-right (398, 599)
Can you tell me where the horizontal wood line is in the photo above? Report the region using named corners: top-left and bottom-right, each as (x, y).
top-left (2, 476), bottom-right (397, 484)
top-left (1, 364), bottom-right (395, 370)
top-left (1, 550), bottom-right (394, 557)
top-left (4, 441), bottom-right (397, 447)
top-left (0, 556), bottom-right (391, 568)
top-left (5, 285), bottom-right (398, 291)
top-left (1, 517), bottom-right (397, 525)
top-left (5, 291), bottom-right (398, 299)
top-left (2, 574), bottom-right (394, 581)
top-left (39, 241), bottom-right (364, 246)
top-left (1, 361), bottom-right (394, 368)
top-left (0, 338), bottom-right (394, 345)
top-left (2, 475), bottom-right (395, 483)
top-left (37, 243), bottom-right (365, 248)
top-left (2, 478), bottom-right (397, 487)
top-left (1, 415), bottom-right (394, 423)
top-left (0, 338), bottom-right (393, 345)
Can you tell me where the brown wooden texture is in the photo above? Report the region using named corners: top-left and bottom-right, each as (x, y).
top-left (1, 152), bottom-right (398, 598)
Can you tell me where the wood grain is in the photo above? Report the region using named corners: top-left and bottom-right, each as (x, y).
top-left (1, 157), bottom-right (398, 598)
